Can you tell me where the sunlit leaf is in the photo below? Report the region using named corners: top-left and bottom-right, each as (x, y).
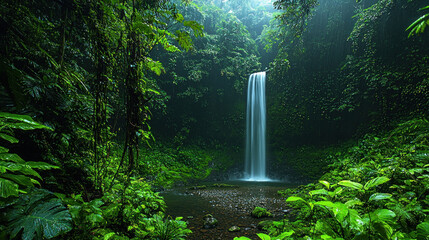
top-left (369, 193), bottom-right (392, 202)
top-left (370, 209), bottom-right (396, 222)
top-left (0, 153), bottom-right (25, 163)
top-left (310, 189), bottom-right (329, 196)
top-left (286, 196), bottom-right (306, 203)
top-left (26, 162), bottom-right (60, 170)
top-left (319, 180), bottom-right (330, 189)
top-left (338, 180), bottom-right (363, 190)
top-left (364, 177), bottom-right (390, 190)
top-left (1, 173), bottom-right (38, 187)
top-left (256, 233), bottom-right (271, 240)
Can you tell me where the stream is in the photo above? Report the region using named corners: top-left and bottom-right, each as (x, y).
top-left (162, 181), bottom-right (296, 240)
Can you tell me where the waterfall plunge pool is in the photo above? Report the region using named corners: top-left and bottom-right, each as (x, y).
top-left (161, 180), bottom-right (297, 240)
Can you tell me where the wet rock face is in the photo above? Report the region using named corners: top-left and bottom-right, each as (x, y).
top-left (203, 214), bottom-right (218, 229)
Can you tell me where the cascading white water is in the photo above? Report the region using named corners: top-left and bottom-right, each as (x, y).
top-left (244, 72), bottom-right (269, 181)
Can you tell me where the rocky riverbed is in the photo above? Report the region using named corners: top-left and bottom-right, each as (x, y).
top-left (162, 181), bottom-right (295, 240)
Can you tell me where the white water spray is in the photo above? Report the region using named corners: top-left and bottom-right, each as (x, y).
top-left (244, 72), bottom-right (269, 181)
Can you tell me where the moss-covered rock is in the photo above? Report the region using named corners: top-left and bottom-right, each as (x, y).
top-left (251, 207), bottom-right (273, 218)
top-left (228, 226), bottom-right (241, 232)
top-left (203, 214), bottom-right (218, 229)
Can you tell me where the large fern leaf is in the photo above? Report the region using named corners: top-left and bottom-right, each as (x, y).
top-left (407, 6), bottom-right (429, 37)
top-left (5, 189), bottom-right (72, 239)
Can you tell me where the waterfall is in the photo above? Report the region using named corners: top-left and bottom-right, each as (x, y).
top-left (245, 72), bottom-right (268, 181)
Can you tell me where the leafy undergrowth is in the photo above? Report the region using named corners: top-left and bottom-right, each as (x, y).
top-left (139, 144), bottom-right (233, 187)
top-left (237, 118), bottom-right (429, 240)
top-left (59, 177), bottom-right (191, 240)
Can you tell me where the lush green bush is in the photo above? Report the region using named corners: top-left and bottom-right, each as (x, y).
top-left (138, 145), bottom-right (229, 187)
top-left (61, 177), bottom-right (191, 239)
top-left (0, 112), bottom-right (71, 239)
top-left (240, 118), bottom-right (429, 239)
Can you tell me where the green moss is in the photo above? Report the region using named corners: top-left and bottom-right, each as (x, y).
top-left (251, 207), bottom-right (273, 218)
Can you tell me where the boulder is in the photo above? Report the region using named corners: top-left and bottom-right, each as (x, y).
top-left (203, 214), bottom-right (218, 229)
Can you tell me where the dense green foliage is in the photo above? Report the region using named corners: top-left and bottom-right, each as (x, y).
top-left (0, 0), bottom-right (428, 239)
top-left (239, 118), bottom-right (429, 239)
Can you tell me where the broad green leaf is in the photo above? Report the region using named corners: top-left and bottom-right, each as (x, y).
top-left (338, 180), bottom-right (363, 190)
top-left (372, 221), bottom-right (393, 239)
top-left (0, 133), bottom-right (18, 143)
top-left (104, 232), bottom-right (116, 240)
top-left (347, 209), bottom-right (364, 231)
top-left (0, 178), bottom-right (19, 198)
top-left (234, 237), bottom-right (252, 240)
top-left (87, 213), bottom-right (104, 223)
top-left (1, 173), bottom-right (37, 187)
top-left (364, 177), bottom-right (390, 190)
top-left (332, 202), bottom-right (348, 222)
top-left (7, 198), bottom-right (72, 239)
top-left (329, 187), bottom-right (343, 198)
top-left (315, 201), bottom-right (336, 208)
top-left (316, 220), bottom-right (336, 237)
top-left (370, 209), bottom-right (396, 222)
top-left (369, 193), bottom-right (392, 202)
top-left (27, 162), bottom-right (60, 170)
top-left (257, 233), bottom-right (271, 240)
top-left (89, 199), bottom-right (104, 208)
top-left (0, 153), bottom-right (25, 163)
top-left (0, 162), bottom-right (42, 179)
top-left (319, 180), bottom-right (330, 189)
top-left (310, 189), bottom-right (329, 196)
top-left (277, 230), bottom-right (295, 238)
top-left (320, 235), bottom-right (343, 240)
top-left (286, 196), bottom-right (306, 203)
top-left (0, 112), bottom-right (52, 130)
top-left (345, 199), bottom-right (362, 207)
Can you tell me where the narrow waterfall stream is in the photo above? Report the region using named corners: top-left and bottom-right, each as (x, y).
top-left (245, 72), bottom-right (269, 181)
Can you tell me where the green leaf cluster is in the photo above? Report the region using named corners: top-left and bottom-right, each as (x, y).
top-left (242, 118), bottom-right (429, 239)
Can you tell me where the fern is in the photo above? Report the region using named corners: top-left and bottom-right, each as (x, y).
top-left (407, 5), bottom-right (429, 37)
top-left (141, 214), bottom-right (192, 240)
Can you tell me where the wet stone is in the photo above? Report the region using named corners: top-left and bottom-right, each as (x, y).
top-left (203, 214), bottom-right (218, 229)
top-left (228, 226), bottom-right (241, 232)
